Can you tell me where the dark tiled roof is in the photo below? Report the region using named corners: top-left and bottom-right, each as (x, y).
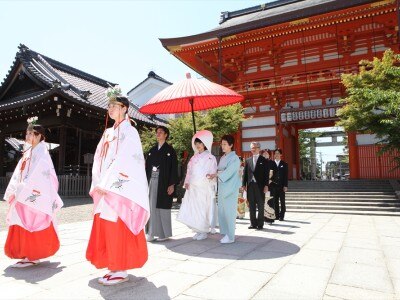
top-left (0, 44), bottom-right (160, 125)
top-left (160, 0), bottom-right (377, 47)
top-left (0, 90), bottom-right (51, 109)
top-left (127, 71), bottom-right (172, 95)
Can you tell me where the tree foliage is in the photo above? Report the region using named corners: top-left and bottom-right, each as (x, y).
top-left (139, 103), bottom-right (246, 160)
top-left (336, 49), bottom-right (400, 167)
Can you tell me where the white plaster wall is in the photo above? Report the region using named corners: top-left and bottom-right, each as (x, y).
top-left (356, 133), bottom-right (383, 145)
top-left (242, 140), bottom-right (276, 152)
top-left (242, 116), bottom-right (276, 128)
top-left (242, 127), bottom-right (276, 138)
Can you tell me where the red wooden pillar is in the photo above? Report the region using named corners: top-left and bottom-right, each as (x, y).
top-left (235, 124), bottom-right (242, 156)
top-left (275, 103), bottom-right (284, 151)
top-left (348, 132), bottom-right (359, 179)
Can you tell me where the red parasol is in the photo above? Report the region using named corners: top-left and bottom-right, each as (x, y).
top-left (139, 73), bottom-right (244, 133)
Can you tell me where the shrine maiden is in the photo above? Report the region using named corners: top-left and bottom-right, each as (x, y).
top-left (4, 118), bottom-right (63, 267)
top-left (86, 89), bottom-right (150, 286)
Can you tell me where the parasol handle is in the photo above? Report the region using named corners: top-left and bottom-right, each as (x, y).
top-left (189, 98), bottom-right (196, 134)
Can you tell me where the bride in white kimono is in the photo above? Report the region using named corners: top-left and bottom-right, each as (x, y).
top-left (177, 130), bottom-right (217, 240)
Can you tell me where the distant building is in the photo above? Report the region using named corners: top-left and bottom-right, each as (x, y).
top-left (0, 44), bottom-right (160, 176)
top-left (326, 153), bottom-right (350, 180)
top-left (127, 71), bottom-right (175, 120)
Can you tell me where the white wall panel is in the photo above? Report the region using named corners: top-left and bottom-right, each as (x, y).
top-left (242, 116), bottom-right (276, 128)
top-left (242, 140), bottom-right (276, 152)
top-left (356, 134), bottom-right (383, 145)
top-left (242, 127), bottom-right (276, 138)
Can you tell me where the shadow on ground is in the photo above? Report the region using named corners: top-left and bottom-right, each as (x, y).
top-left (161, 235), bottom-right (300, 260)
top-left (88, 276), bottom-right (170, 300)
top-left (3, 261), bottom-right (65, 283)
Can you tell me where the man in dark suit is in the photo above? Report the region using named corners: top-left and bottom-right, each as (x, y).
top-left (242, 142), bottom-right (269, 230)
top-left (272, 148), bottom-right (288, 221)
top-left (145, 126), bottom-right (178, 241)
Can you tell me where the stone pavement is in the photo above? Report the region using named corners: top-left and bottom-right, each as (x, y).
top-left (1, 211), bottom-right (400, 300)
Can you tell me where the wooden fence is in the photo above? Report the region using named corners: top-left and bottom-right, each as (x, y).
top-left (58, 175), bottom-right (91, 197)
top-left (0, 175), bottom-right (91, 197)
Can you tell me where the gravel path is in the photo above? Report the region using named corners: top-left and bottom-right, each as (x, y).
top-left (0, 197), bottom-right (181, 231)
top-left (0, 197), bottom-right (94, 230)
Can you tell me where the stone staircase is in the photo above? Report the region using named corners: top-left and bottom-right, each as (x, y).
top-left (286, 180), bottom-right (400, 216)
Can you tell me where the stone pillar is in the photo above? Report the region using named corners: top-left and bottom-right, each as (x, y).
top-left (310, 137), bottom-right (317, 180)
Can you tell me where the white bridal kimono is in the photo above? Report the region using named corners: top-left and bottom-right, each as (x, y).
top-left (177, 130), bottom-right (217, 233)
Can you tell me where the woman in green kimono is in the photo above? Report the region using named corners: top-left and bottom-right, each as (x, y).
top-left (209, 135), bottom-right (241, 244)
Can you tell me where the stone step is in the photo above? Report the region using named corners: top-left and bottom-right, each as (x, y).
top-left (286, 195), bottom-right (400, 203)
top-left (286, 204), bottom-right (400, 212)
top-left (286, 200), bottom-right (400, 207)
top-left (289, 189), bottom-right (393, 192)
top-left (288, 209), bottom-right (400, 217)
top-left (289, 183), bottom-right (392, 186)
top-left (286, 191), bottom-right (396, 195)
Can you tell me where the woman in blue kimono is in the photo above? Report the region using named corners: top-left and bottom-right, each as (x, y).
top-left (208, 135), bottom-right (241, 244)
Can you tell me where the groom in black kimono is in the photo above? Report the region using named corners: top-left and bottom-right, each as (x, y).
top-left (145, 126), bottom-right (178, 241)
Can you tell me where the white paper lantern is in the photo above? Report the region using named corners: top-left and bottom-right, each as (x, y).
top-left (305, 111), bottom-right (310, 119)
top-left (292, 111), bottom-right (298, 121)
top-left (281, 112), bottom-right (287, 122)
top-left (299, 111), bottom-right (304, 120)
top-left (310, 110), bottom-right (316, 119)
top-left (323, 108), bottom-right (329, 118)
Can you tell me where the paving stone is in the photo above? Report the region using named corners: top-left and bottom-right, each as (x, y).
top-left (337, 247), bottom-right (386, 267)
top-left (324, 283), bottom-right (396, 300)
top-left (387, 258), bottom-right (400, 279)
top-left (342, 237), bottom-right (381, 250)
top-left (330, 262), bottom-right (393, 293)
top-left (230, 250), bottom-right (292, 273)
top-left (289, 248), bottom-right (337, 269)
top-left (184, 267), bottom-right (273, 300)
top-left (304, 238), bottom-right (343, 252)
top-left (253, 263), bottom-right (331, 300)
top-left (168, 260), bottom-right (225, 276)
top-left (207, 241), bottom-right (259, 257)
top-left (146, 270), bottom-right (205, 299)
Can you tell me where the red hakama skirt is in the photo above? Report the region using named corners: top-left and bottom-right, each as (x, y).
top-left (4, 223), bottom-right (60, 260)
top-left (86, 214), bottom-right (148, 270)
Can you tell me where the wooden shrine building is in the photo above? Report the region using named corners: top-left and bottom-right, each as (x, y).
top-left (0, 44), bottom-right (160, 177)
top-left (160, 0), bottom-right (400, 179)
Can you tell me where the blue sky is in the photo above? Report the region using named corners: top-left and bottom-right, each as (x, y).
top-left (0, 0), bottom-right (343, 166)
top-left (0, 0), bottom-right (264, 92)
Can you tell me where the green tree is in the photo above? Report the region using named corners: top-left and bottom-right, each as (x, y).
top-left (139, 126), bottom-right (157, 154)
top-left (336, 49), bottom-right (400, 167)
top-left (139, 103), bottom-right (246, 160)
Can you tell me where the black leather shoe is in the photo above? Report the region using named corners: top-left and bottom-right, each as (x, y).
top-left (279, 218), bottom-right (284, 221)
top-left (248, 226), bottom-right (257, 229)
top-left (256, 226), bottom-right (263, 230)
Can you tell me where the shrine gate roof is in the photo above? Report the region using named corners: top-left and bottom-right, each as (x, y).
top-left (0, 44), bottom-right (160, 125)
top-left (160, 0), bottom-right (377, 48)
